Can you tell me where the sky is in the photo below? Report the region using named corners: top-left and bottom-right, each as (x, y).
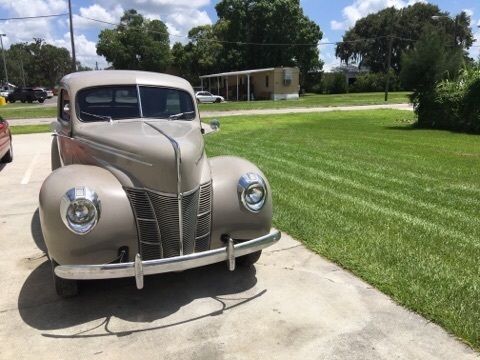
top-left (0, 0), bottom-right (478, 71)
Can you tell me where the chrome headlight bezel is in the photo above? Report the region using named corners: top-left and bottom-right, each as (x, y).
top-left (237, 173), bottom-right (268, 213)
top-left (60, 187), bottom-right (101, 235)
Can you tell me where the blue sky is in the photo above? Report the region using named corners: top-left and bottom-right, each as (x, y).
top-left (0, 0), bottom-right (478, 69)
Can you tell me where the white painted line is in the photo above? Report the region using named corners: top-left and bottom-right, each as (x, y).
top-left (20, 153), bottom-right (40, 185)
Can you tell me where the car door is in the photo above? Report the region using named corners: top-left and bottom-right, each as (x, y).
top-left (55, 88), bottom-right (75, 165)
top-left (204, 92), bottom-right (215, 103)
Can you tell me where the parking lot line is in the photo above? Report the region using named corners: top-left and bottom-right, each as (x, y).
top-left (20, 153), bottom-right (40, 185)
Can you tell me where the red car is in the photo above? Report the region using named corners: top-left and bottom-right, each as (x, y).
top-left (0, 116), bottom-right (13, 164)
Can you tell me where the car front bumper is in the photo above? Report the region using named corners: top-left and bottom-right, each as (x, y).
top-left (55, 229), bottom-right (281, 289)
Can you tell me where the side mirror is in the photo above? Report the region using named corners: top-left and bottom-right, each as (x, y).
top-left (201, 119), bottom-right (221, 135)
top-left (62, 103), bottom-right (71, 121)
top-left (210, 119), bottom-right (220, 130)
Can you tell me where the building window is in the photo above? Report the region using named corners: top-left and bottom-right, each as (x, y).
top-left (283, 69), bottom-right (293, 86)
top-left (265, 75), bottom-right (269, 88)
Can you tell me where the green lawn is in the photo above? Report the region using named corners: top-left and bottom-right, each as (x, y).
top-left (205, 110), bottom-right (480, 349)
top-left (0, 105), bottom-right (56, 119)
top-left (10, 124), bottom-right (51, 135)
top-left (199, 92), bottom-right (411, 112)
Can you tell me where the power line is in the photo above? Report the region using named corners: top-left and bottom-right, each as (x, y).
top-left (78, 15), bottom-right (396, 47)
top-left (0, 13), bottom-right (68, 21)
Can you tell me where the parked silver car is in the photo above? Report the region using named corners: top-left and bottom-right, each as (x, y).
top-left (195, 91), bottom-right (225, 103)
top-left (40, 70), bottom-right (280, 297)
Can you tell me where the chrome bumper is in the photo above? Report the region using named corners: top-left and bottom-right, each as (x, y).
top-left (55, 230), bottom-right (281, 289)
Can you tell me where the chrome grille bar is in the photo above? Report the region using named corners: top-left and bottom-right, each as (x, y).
top-left (144, 122), bottom-right (184, 255)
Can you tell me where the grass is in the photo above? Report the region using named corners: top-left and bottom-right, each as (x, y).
top-left (199, 91), bottom-right (411, 112)
top-left (0, 105), bottom-right (56, 119)
top-left (10, 124), bottom-right (51, 135)
top-left (204, 110), bottom-right (480, 349)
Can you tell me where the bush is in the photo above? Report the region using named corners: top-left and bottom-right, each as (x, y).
top-left (417, 68), bottom-right (480, 133)
top-left (350, 71), bottom-right (402, 93)
top-left (316, 73), bottom-right (347, 94)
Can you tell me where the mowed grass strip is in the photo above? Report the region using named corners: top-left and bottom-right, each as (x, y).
top-left (0, 106), bottom-right (56, 119)
top-left (199, 91), bottom-right (410, 112)
top-left (10, 124), bottom-right (51, 135)
top-left (204, 110), bottom-right (480, 349)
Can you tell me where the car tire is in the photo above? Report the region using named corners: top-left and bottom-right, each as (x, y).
top-left (215, 98), bottom-right (221, 103)
top-left (0, 140), bottom-right (13, 163)
top-left (38, 99), bottom-right (45, 103)
top-left (51, 259), bottom-right (79, 298)
top-left (236, 250), bottom-right (262, 267)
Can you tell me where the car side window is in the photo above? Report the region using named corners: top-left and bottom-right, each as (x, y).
top-left (59, 89), bottom-right (71, 121)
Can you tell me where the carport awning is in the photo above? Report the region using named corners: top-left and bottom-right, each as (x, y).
top-left (199, 68), bottom-right (274, 79)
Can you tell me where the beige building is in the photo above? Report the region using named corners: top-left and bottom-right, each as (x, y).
top-left (199, 67), bottom-right (300, 101)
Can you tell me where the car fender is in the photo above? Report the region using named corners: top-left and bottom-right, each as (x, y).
top-left (209, 156), bottom-right (273, 249)
top-left (39, 164), bottom-right (138, 265)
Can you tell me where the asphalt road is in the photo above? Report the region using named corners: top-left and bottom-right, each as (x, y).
top-left (8, 103), bottom-right (413, 126)
top-left (0, 133), bottom-right (476, 360)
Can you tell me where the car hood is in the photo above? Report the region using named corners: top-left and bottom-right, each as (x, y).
top-left (74, 119), bottom-right (208, 193)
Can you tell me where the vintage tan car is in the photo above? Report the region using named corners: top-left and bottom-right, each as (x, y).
top-left (39, 70), bottom-right (280, 297)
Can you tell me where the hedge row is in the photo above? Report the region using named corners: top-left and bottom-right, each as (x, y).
top-left (416, 68), bottom-right (480, 133)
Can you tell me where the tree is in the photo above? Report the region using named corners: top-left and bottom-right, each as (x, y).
top-left (97, 9), bottom-right (171, 71)
top-left (336, 3), bottom-right (474, 74)
top-left (172, 0), bottom-right (323, 85)
top-left (6, 39), bottom-right (73, 87)
top-left (215, 0), bottom-right (323, 76)
top-left (400, 25), bottom-right (464, 127)
top-left (171, 25), bottom-right (223, 83)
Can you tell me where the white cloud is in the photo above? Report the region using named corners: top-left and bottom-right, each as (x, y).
top-left (73, 4), bottom-right (124, 29)
top-left (330, 0), bottom-right (426, 31)
top-left (463, 9), bottom-right (474, 18)
top-left (319, 37), bottom-right (342, 71)
top-left (52, 33), bottom-right (107, 69)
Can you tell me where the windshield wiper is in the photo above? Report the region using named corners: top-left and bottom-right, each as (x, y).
top-left (168, 111), bottom-right (195, 120)
top-left (81, 111), bottom-right (113, 123)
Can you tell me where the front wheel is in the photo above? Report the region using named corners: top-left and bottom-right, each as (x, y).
top-left (38, 98), bottom-right (45, 103)
top-left (51, 259), bottom-right (79, 298)
top-left (215, 98), bottom-right (221, 103)
top-left (237, 250), bottom-right (262, 267)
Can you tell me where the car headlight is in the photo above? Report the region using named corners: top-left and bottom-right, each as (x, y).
top-left (238, 173), bottom-right (267, 213)
top-left (60, 187), bottom-right (101, 235)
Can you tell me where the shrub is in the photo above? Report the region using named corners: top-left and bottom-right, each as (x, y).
top-left (350, 71), bottom-right (402, 93)
top-left (416, 68), bottom-right (480, 133)
top-left (319, 72), bottom-right (347, 94)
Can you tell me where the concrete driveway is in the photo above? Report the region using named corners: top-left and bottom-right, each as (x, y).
top-left (0, 133), bottom-right (476, 360)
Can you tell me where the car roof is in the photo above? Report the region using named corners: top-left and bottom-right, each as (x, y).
top-left (61, 70), bottom-right (194, 96)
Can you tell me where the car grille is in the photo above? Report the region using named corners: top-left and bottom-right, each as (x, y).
top-left (125, 182), bottom-right (212, 260)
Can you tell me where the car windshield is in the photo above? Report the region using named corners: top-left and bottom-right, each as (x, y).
top-left (76, 85), bottom-right (196, 122)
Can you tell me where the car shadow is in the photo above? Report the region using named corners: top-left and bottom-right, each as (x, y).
top-left (18, 240), bottom-right (261, 338)
top-left (19, 261), bottom-right (260, 338)
top-left (31, 208), bottom-right (47, 253)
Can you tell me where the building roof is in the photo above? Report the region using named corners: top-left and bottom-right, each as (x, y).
top-left (200, 67), bottom-right (277, 79)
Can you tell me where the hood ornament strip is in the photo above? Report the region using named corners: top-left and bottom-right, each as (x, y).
top-left (145, 122), bottom-right (184, 256)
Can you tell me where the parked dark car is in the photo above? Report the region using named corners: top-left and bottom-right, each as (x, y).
top-left (0, 116), bottom-right (13, 164)
top-left (7, 87), bottom-right (47, 103)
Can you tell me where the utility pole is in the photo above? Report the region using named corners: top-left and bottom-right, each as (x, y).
top-left (20, 59), bottom-right (26, 87)
top-left (384, 35), bottom-right (393, 102)
top-left (0, 34), bottom-right (8, 85)
top-left (68, 0), bottom-right (76, 72)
